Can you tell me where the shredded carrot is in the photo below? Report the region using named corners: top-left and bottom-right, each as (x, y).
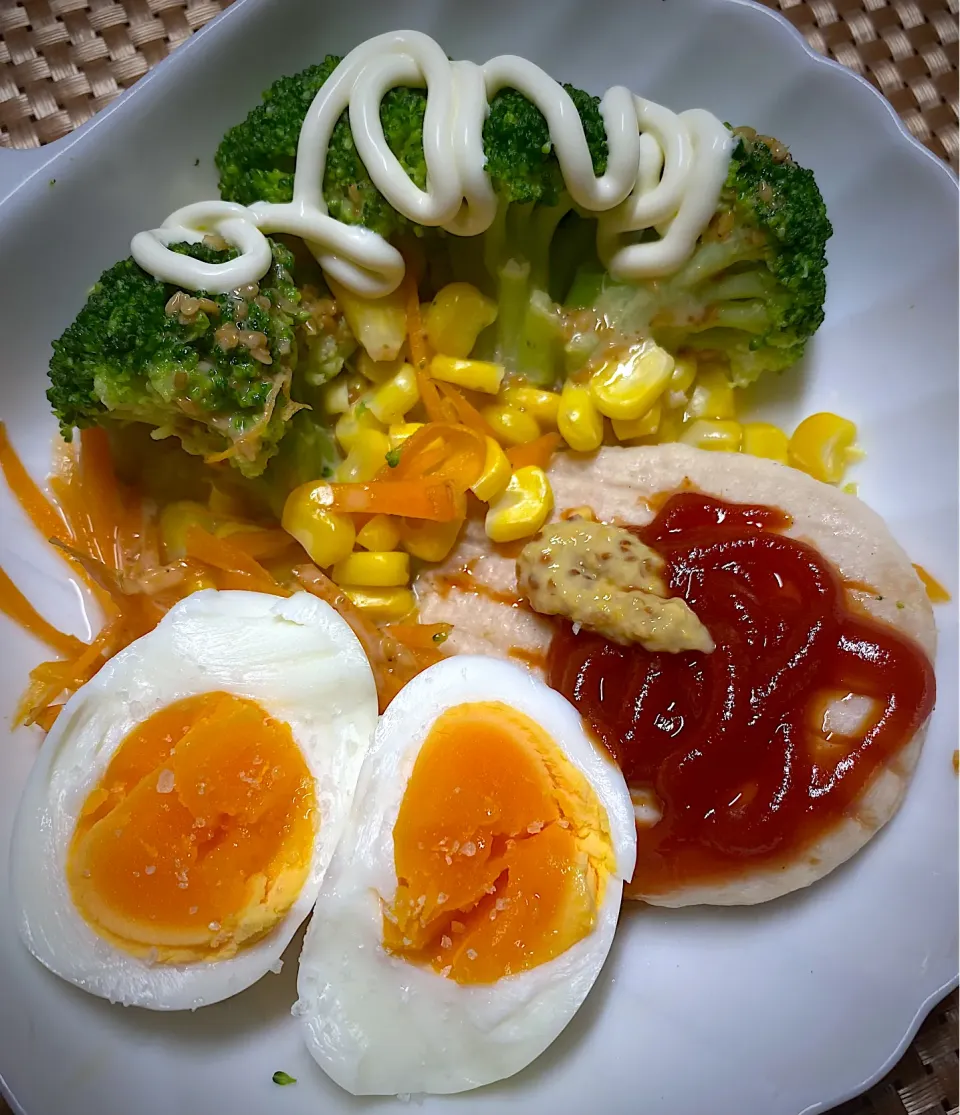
top-left (385, 423), bottom-right (486, 491)
top-left (294, 564), bottom-right (437, 711)
top-left (34, 704), bottom-right (63, 732)
top-left (184, 527), bottom-right (286, 595)
top-left (384, 622), bottom-right (453, 652)
top-left (321, 479), bottom-right (462, 521)
top-left (218, 529), bottom-right (301, 561)
top-left (0, 424), bottom-right (70, 544)
top-left (913, 564), bottom-right (951, 603)
top-left (435, 381), bottom-right (497, 438)
top-left (416, 366), bottom-right (453, 424)
top-left (0, 568), bottom-right (85, 657)
top-left (403, 273), bottom-right (431, 373)
top-left (506, 432), bottom-right (563, 471)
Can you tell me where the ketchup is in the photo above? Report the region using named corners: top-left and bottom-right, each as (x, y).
top-left (547, 493), bottom-right (936, 893)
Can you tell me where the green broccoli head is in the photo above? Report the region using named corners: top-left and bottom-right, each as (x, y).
top-left (568, 130), bottom-right (832, 385)
top-left (47, 239), bottom-right (343, 478)
top-left (215, 56), bottom-right (427, 241)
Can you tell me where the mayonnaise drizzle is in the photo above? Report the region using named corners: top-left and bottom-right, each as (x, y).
top-left (132, 30), bottom-right (733, 298)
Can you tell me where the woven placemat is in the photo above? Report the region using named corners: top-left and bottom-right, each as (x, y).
top-left (0, 3), bottom-right (956, 1115)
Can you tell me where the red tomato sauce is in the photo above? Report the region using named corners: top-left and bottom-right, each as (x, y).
top-left (547, 493), bottom-right (936, 894)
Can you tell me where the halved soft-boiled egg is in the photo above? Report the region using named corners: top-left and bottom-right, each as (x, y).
top-left (295, 655), bottom-right (637, 1095)
top-left (10, 590), bottom-right (377, 1010)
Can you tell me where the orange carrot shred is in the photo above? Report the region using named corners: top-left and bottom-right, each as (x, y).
top-left (506, 432), bottom-right (563, 471)
top-left (0, 567), bottom-right (85, 657)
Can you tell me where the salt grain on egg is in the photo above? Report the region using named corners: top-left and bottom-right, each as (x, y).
top-left (465, 949), bottom-right (477, 960)
top-left (460, 841), bottom-right (477, 857)
top-left (440, 936), bottom-right (452, 950)
top-left (144, 865), bottom-right (156, 876)
top-left (156, 769), bottom-right (175, 794)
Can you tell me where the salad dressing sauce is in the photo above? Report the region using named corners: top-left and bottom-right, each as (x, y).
top-left (132, 31), bottom-right (733, 298)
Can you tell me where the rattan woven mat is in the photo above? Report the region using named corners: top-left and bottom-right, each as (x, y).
top-left (0, 2), bottom-right (956, 1114)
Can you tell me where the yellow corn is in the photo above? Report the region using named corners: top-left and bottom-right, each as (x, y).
top-left (326, 276), bottom-right (407, 363)
top-left (281, 485), bottom-right (356, 568)
top-left (332, 550), bottom-right (410, 588)
top-left (335, 429), bottom-right (392, 482)
top-left (387, 422), bottom-right (423, 448)
top-left (342, 586), bottom-right (416, 623)
top-left (481, 403), bottom-right (541, 447)
top-left (321, 373), bottom-right (366, 415)
top-left (656, 407), bottom-right (686, 444)
top-left (558, 381), bottom-right (603, 452)
top-left (485, 466), bottom-right (554, 544)
top-left (207, 485), bottom-right (246, 519)
top-left (500, 385), bottom-right (561, 426)
top-left (424, 282), bottom-right (498, 358)
top-left (335, 403), bottom-right (385, 453)
top-left (470, 436), bottom-right (512, 503)
top-left (356, 514), bottom-right (401, 552)
top-left (589, 341), bottom-right (674, 420)
top-left (612, 401), bottom-right (662, 442)
top-left (430, 354), bottom-right (505, 395)
top-left (355, 351), bottom-right (404, 385)
top-left (368, 363), bottom-right (419, 424)
top-left (788, 412), bottom-right (859, 484)
top-left (399, 517), bottom-right (465, 562)
top-left (679, 419), bottom-right (743, 453)
top-left (213, 520), bottom-right (260, 539)
top-left (742, 422), bottom-right (789, 463)
top-left (663, 356), bottom-right (698, 410)
top-left (159, 501), bottom-right (217, 561)
top-left (684, 366), bottom-right (736, 422)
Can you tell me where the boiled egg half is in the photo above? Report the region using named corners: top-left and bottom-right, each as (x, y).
top-left (295, 655), bottom-right (637, 1095)
top-left (10, 590), bottom-right (378, 1010)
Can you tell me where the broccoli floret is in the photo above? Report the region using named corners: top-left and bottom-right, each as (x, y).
top-left (216, 57), bottom-right (427, 241)
top-left (566, 130), bottom-right (832, 385)
top-left (215, 64), bottom-right (606, 384)
top-left (47, 239), bottom-right (344, 478)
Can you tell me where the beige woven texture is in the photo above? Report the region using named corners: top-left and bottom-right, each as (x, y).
top-left (0, 2), bottom-right (956, 1114)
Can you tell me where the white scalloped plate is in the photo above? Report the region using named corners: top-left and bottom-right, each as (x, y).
top-left (0, 2), bottom-right (956, 1113)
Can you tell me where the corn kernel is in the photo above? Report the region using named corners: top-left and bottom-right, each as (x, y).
top-left (663, 356), bottom-right (698, 410)
top-left (335, 403), bottom-right (385, 453)
top-left (612, 402), bottom-right (662, 442)
top-left (332, 550), bottom-right (410, 588)
top-left (485, 466), bottom-right (554, 544)
top-left (335, 429), bottom-right (392, 482)
top-left (558, 381), bottom-right (603, 452)
top-left (679, 419), bottom-right (743, 453)
top-left (368, 363), bottom-right (420, 424)
top-left (355, 351), bottom-right (404, 384)
top-left (424, 282), bottom-right (498, 358)
top-left (589, 341), bottom-right (674, 420)
top-left (470, 436), bottom-right (512, 503)
top-left (684, 366), bottom-right (736, 422)
top-left (281, 485), bottom-right (356, 568)
top-left (342, 586), bottom-right (416, 623)
top-left (398, 517), bottom-right (465, 562)
top-left (481, 403), bottom-right (541, 447)
top-left (356, 514), bottom-right (401, 552)
top-left (322, 373), bottom-right (367, 416)
top-left (159, 501), bottom-right (216, 561)
top-left (327, 276), bottom-right (407, 363)
top-left (655, 407), bottom-right (686, 444)
top-left (500, 386), bottom-right (561, 426)
top-left (387, 422), bottom-right (424, 448)
top-left (788, 413), bottom-right (859, 484)
top-left (431, 354), bottom-right (505, 395)
top-left (742, 422), bottom-right (789, 463)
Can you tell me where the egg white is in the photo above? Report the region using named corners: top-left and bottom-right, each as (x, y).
top-left (9, 589), bottom-right (378, 1011)
top-left (295, 655), bottom-right (637, 1096)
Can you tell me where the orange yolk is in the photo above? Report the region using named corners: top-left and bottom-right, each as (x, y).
top-left (67, 692), bottom-right (316, 963)
top-left (383, 701), bottom-right (608, 985)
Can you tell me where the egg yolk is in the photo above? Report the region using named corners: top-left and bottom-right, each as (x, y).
top-left (67, 692), bottom-right (316, 964)
top-left (383, 701), bottom-right (614, 984)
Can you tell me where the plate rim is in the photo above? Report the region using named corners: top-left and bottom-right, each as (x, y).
top-left (0, 1), bottom-right (956, 1113)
